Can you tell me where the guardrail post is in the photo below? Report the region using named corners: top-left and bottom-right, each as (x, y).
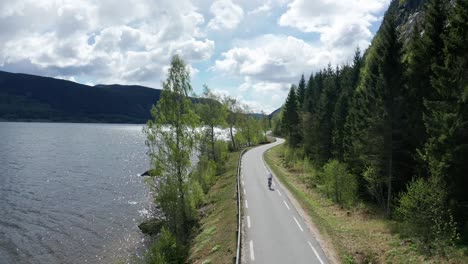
top-left (235, 149), bottom-right (247, 264)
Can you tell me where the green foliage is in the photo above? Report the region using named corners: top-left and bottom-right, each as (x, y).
top-left (396, 177), bottom-right (459, 254)
top-left (277, 0), bottom-right (468, 257)
top-left (297, 74), bottom-right (306, 110)
top-left (282, 84), bottom-right (302, 147)
top-left (197, 86), bottom-right (227, 162)
top-left (322, 160), bottom-right (357, 206)
top-left (236, 108), bottom-right (264, 147)
top-left (221, 96), bottom-right (241, 150)
top-left (214, 140), bottom-right (228, 165)
top-left (281, 145), bottom-right (305, 168)
top-left (143, 55), bottom-right (199, 242)
top-left (346, 8), bottom-right (407, 214)
top-left (422, 0), bottom-right (468, 235)
top-left (147, 227), bottom-right (187, 264)
top-left (188, 180), bottom-right (206, 211)
top-left (362, 165), bottom-right (386, 209)
top-left (191, 157), bottom-right (217, 193)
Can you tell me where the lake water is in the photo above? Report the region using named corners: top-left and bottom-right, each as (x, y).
top-left (0, 122), bottom-right (153, 264)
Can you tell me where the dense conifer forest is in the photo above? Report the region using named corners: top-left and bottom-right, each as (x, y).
top-left (275, 0), bottom-right (468, 253)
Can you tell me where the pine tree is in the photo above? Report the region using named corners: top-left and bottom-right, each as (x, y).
top-left (423, 0), bottom-right (468, 228)
top-left (404, 0), bottom-right (449, 177)
top-left (314, 64), bottom-right (339, 165)
top-left (297, 74), bottom-right (306, 110)
top-left (282, 84), bottom-right (301, 147)
top-left (348, 9), bottom-right (405, 215)
top-left (334, 49), bottom-right (363, 161)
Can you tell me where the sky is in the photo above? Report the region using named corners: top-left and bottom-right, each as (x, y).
top-left (0, 0), bottom-right (391, 114)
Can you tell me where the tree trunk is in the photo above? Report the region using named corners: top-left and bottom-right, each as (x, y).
top-left (211, 125), bottom-right (216, 162)
top-left (229, 125), bottom-right (236, 150)
top-left (386, 148), bottom-right (393, 216)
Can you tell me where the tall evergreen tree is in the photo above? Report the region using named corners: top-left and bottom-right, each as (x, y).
top-left (282, 84), bottom-right (301, 147)
top-left (348, 9), bottom-right (405, 215)
top-left (334, 49), bottom-right (363, 162)
top-left (404, 0), bottom-right (449, 177)
top-left (423, 0), bottom-right (468, 229)
top-left (297, 74), bottom-right (306, 110)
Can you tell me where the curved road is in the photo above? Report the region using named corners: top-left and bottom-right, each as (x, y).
top-left (241, 138), bottom-right (329, 264)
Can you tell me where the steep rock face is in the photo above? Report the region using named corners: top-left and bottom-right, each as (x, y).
top-left (395, 0), bottom-right (429, 42)
top-left (398, 0), bottom-right (427, 13)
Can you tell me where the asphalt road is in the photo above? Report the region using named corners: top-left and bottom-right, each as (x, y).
top-left (242, 138), bottom-right (329, 264)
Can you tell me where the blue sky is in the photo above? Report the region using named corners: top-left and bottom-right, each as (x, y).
top-left (0, 0), bottom-right (390, 113)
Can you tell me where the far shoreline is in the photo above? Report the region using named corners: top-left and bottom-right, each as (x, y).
top-left (0, 119), bottom-right (146, 125)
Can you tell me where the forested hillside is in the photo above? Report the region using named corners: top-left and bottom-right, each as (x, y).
top-left (275, 0), bottom-right (468, 255)
top-left (0, 71), bottom-right (162, 123)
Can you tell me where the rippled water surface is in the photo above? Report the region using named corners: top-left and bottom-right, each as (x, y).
top-left (0, 122), bottom-right (152, 264)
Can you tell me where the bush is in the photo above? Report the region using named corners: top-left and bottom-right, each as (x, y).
top-left (282, 146), bottom-right (306, 168)
top-left (362, 165), bottom-right (386, 208)
top-left (322, 160), bottom-right (358, 206)
top-left (189, 180), bottom-right (205, 209)
top-left (191, 158), bottom-right (217, 193)
top-left (395, 177), bottom-right (459, 255)
top-left (147, 227), bottom-right (186, 264)
top-left (214, 140), bottom-right (228, 164)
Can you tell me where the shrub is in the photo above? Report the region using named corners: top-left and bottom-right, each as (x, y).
top-left (147, 227), bottom-right (186, 264)
top-left (322, 160), bottom-right (358, 206)
top-left (395, 177), bottom-right (459, 255)
top-left (189, 180), bottom-right (205, 209)
top-left (282, 146), bottom-right (305, 168)
top-left (214, 140), bottom-right (228, 164)
top-left (362, 165), bottom-right (386, 208)
top-left (191, 158), bottom-right (216, 193)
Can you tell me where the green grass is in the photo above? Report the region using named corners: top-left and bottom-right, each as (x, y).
top-left (264, 144), bottom-right (468, 264)
top-left (187, 150), bottom-right (240, 264)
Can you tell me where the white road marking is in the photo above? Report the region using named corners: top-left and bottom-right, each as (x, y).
top-left (283, 200), bottom-right (290, 210)
top-left (243, 188), bottom-right (246, 195)
top-left (277, 190), bottom-right (282, 196)
top-left (272, 181), bottom-right (276, 186)
top-left (242, 180), bottom-right (245, 185)
top-left (247, 216), bottom-right (251, 228)
top-left (250, 240), bottom-right (255, 261)
top-left (245, 200), bottom-right (249, 208)
top-left (308, 241), bottom-right (325, 264)
top-left (293, 216), bottom-right (304, 232)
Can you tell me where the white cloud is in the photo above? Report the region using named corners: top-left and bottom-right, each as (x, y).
top-left (279, 0), bottom-right (390, 48)
top-left (214, 34), bottom-right (336, 83)
top-left (207, 0), bottom-right (244, 30)
top-left (238, 77), bottom-right (289, 112)
top-left (209, 0), bottom-right (390, 112)
top-left (0, 0), bottom-right (390, 113)
top-left (248, 3), bottom-right (271, 15)
top-left (0, 0), bottom-right (214, 87)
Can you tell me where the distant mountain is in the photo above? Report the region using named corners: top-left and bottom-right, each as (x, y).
top-left (0, 70), bottom-right (162, 123)
top-left (269, 107), bottom-right (282, 119)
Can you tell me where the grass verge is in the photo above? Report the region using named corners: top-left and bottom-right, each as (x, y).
top-left (187, 150), bottom-right (240, 263)
top-left (264, 144), bottom-right (468, 264)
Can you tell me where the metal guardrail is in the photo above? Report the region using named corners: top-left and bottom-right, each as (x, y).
top-left (234, 149), bottom-right (247, 264)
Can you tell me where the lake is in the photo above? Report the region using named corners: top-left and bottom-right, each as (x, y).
top-left (0, 122), bottom-right (152, 264)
